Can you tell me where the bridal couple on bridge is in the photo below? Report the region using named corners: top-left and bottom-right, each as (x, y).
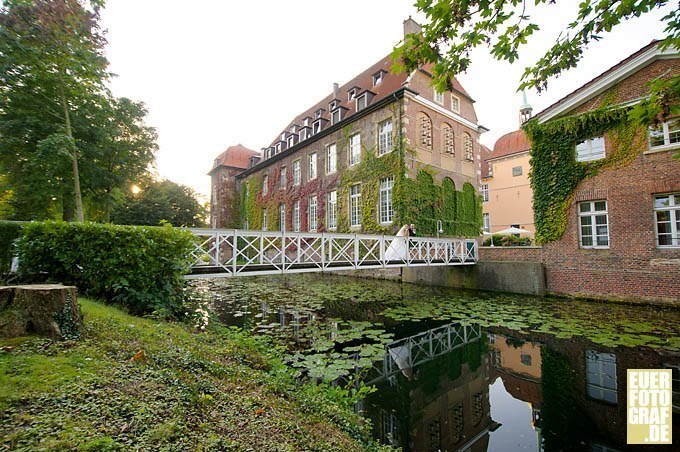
top-left (384, 224), bottom-right (416, 261)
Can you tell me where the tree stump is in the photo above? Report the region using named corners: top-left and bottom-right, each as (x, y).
top-left (0, 284), bottom-right (82, 340)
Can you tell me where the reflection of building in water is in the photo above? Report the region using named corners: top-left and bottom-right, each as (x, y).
top-left (488, 334), bottom-right (543, 449)
top-left (541, 337), bottom-right (678, 452)
top-left (365, 325), bottom-right (492, 451)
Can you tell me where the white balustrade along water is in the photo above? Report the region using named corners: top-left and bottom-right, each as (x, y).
top-left (186, 228), bottom-right (478, 279)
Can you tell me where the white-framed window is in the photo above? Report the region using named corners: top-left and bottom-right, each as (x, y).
top-left (348, 89), bottom-right (356, 101)
top-left (648, 117), bottom-right (680, 150)
top-left (299, 129), bottom-right (307, 141)
top-left (331, 109), bottom-right (341, 124)
top-left (578, 200), bottom-right (609, 248)
top-left (356, 94), bottom-right (367, 111)
top-left (512, 166), bottom-right (522, 177)
top-left (262, 208), bottom-right (267, 231)
top-left (280, 166), bottom-right (286, 189)
top-left (309, 153), bottom-right (317, 180)
top-left (654, 193), bottom-right (680, 247)
top-left (481, 184), bottom-right (489, 202)
top-left (275, 142), bottom-right (282, 154)
top-left (379, 177), bottom-right (394, 224)
top-left (327, 191), bottom-right (337, 230)
top-left (308, 195), bottom-right (318, 231)
top-left (434, 89), bottom-right (444, 104)
top-left (350, 184), bottom-right (361, 227)
top-left (586, 350), bottom-right (617, 404)
top-left (287, 135), bottom-right (295, 148)
top-left (451, 94), bottom-right (460, 113)
top-left (313, 121), bottom-right (321, 135)
top-left (483, 213), bottom-right (490, 232)
top-left (279, 204), bottom-right (285, 231)
top-left (349, 133), bottom-right (361, 165)
top-left (373, 71), bottom-right (384, 86)
top-left (293, 160), bottom-right (300, 186)
top-left (262, 175), bottom-right (268, 195)
top-left (293, 200), bottom-right (300, 232)
top-left (576, 136), bottom-right (606, 162)
top-left (463, 132), bottom-right (474, 161)
top-left (326, 143), bottom-right (337, 174)
top-left (378, 120), bottom-right (393, 155)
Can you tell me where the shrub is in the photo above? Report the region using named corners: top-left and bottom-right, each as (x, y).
top-left (15, 221), bottom-right (194, 317)
top-left (0, 221), bottom-right (22, 273)
top-left (482, 235), bottom-right (533, 246)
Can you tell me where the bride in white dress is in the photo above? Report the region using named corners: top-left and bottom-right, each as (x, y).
top-left (385, 224), bottom-right (410, 261)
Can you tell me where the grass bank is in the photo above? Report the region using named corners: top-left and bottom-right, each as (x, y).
top-left (0, 299), bottom-right (387, 451)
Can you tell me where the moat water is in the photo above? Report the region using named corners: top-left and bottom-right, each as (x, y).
top-left (188, 274), bottom-right (679, 451)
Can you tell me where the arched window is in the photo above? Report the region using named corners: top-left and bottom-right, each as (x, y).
top-left (463, 132), bottom-right (474, 161)
top-left (417, 112), bottom-right (432, 148)
top-left (442, 123), bottom-right (454, 155)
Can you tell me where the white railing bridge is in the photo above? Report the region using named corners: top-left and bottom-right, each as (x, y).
top-left (187, 228), bottom-right (478, 278)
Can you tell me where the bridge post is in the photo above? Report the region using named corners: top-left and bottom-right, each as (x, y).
top-left (233, 230), bottom-right (238, 275)
top-left (354, 234), bottom-right (359, 270)
top-left (321, 233), bottom-right (325, 270)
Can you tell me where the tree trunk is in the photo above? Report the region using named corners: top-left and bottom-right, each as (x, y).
top-left (59, 85), bottom-right (84, 222)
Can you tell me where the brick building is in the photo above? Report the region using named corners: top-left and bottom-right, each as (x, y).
top-left (483, 41), bottom-right (680, 304)
top-left (210, 19), bottom-right (487, 234)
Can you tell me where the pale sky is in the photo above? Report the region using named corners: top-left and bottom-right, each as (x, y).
top-left (100, 1), bottom-right (673, 200)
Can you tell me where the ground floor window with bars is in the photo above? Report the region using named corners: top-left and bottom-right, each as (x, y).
top-left (654, 193), bottom-right (679, 247)
top-left (308, 196), bottom-right (317, 231)
top-left (350, 184), bottom-right (361, 227)
top-left (578, 200), bottom-right (609, 248)
top-left (379, 177), bottom-right (394, 224)
top-left (327, 191), bottom-right (337, 230)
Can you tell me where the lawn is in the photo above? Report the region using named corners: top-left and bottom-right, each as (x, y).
top-left (0, 299), bottom-right (385, 451)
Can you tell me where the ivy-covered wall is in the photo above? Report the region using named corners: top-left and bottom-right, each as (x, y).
top-left (236, 103), bottom-right (482, 237)
top-left (524, 107), bottom-right (645, 244)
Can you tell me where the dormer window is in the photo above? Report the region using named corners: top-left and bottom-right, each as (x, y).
top-left (280, 132), bottom-right (286, 140)
top-left (299, 129), bottom-right (307, 141)
top-left (290, 125), bottom-right (297, 133)
top-left (275, 143), bottom-right (282, 154)
top-left (348, 89), bottom-right (357, 101)
top-left (331, 109), bottom-right (342, 125)
top-left (287, 135), bottom-right (296, 148)
top-left (373, 70), bottom-right (386, 87)
top-left (303, 118), bottom-right (310, 127)
top-left (313, 120), bottom-right (322, 134)
top-left (329, 100), bottom-right (338, 111)
top-left (356, 94), bottom-right (367, 111)
top-left (314, 109), bottom-right (325, 120)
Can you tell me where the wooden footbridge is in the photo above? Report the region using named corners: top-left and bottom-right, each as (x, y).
top-left (187, 228), bottom-right (478, 279)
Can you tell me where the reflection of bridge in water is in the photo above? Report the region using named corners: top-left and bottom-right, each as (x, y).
top-left (186, 228), bottom-right (478, 278)
top-left (368, 323), bottom-right (482, 385)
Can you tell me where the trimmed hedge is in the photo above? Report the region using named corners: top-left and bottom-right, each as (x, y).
top-left (482, 235), bottom-right (533, 246)
top-left (0, 221), bottom-right (22, 273)
top-left (15, 222), bottom-right (194, 317)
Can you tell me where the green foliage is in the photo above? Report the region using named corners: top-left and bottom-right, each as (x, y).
top-left (0, 298), bottom-right (381, 450)
top-left (396, 170), bottom-right (481, 237)
top-left (524, 107), bottom-right (644, 243)
top-left (482, 234), bottom-right (532, 246)
top-left (392, 0), bottom-right (678, 93)
top-left (0, 1), bottom-right (157, 222)
top-left (0, 221), bottom-right (21, 273)
top-left (112, 179), bottom-right (207, 227)
top-left (14, 222), bottom-right (194, 317)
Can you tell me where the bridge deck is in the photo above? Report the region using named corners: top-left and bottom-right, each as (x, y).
top-left (187, 228), bottom-right (478, 279)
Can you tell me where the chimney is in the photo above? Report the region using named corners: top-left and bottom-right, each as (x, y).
top-left (333, 82), bottom-right (340, 98)
top-left (403, 16), bottom-right (421, 38)
top-left (519, 90), bottom-right (533, 126)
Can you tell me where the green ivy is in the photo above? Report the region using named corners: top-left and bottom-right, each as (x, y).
top-left (524, 106), bottom-right (645, 244)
